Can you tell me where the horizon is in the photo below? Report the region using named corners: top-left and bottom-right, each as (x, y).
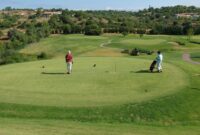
top-left (0, 0), bottom-right (200, 11)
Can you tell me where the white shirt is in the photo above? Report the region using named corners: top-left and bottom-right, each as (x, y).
top-left (156, 54), bottom-right (163, 63)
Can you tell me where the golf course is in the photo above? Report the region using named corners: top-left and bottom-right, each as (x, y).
top-left (0, 34), bottom-right (199, 134)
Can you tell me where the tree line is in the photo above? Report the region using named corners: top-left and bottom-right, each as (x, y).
top-left (46, 6), bottom-right (200, 35)
top-left (0, 20), bottom-right (51, 65)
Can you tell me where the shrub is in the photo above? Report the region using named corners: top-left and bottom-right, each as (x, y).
top-left (130, 48), bottom-right (154, 56)
top-left (175, 40), bottom-right (186, 46)
top-left (63, 24), bottom-right (72, 34)
top-left (37, 52), bottom-right (48, 59)
top-left (0, 50), bottom-right (37, 65)
top-left (130, 48), bottom-right (140, 56)
top-left (189, 40), bottom-right (200, 44)
top-left (122, 32), bottom-right (128, 37)
top-left (85, 24), bottom-right (101, 35)
top-left (121, 49), bottom-right (129, 54)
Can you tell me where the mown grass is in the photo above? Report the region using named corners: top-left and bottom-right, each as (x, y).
top-left (20, 34), bottom-right (109, 57)
top-left (108, 37), bottom-right (172, 51)
top-left (0, 57), bottom-right (187, 107)
top-left (20, 34), bottom-right (200, 58)
top-left (106, 34), bottom-right (200, 52)
top-left (0, 56), bottom-right (199, 126)
top-left (0, 88), bottom-right (199, 125)
top-left (1, 34), bottom-right (200, 134)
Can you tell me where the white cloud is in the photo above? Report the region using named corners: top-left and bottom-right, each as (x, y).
top-left (105, 6), bottom-right (126, 11)
top-left (105, 6), bottom-right (113, 10)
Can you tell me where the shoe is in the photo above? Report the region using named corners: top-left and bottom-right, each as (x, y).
top-left (158, 70), bottom-right (162, 73)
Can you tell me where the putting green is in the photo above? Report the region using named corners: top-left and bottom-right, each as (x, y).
top-left (108, 39), bottom-right (172, 51)
top-left (0, 57), bottom-right (188, 107)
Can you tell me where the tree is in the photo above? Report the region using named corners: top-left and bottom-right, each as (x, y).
top-left (26, 26), bottom-right (40, 43)
top-left (119, 22), bottom-right (129, 33)
top-left (182, 22), bottom-right (192, 35)
top-left (187, 28), bottom-right (194, 41)
top-left (63, 24), bottom-right (72, 34)
top-left (72, 24), bottom-right (82, 33)
top-left (61, 15), bottom-right (73, 24)
top-left (137, 29), bottom-right (146, 37)
top-left (85, 23), bottom-right (101, 35)
top-left (139, 33), bottom-right (144, 38)
top-left (4, 7), bottom-right (12, 11)
top-left (48, 15), bottom-right (63, 34)
top-left (0, 15), bottom-right (18, 28)
top-left (0, 31), bottom-right (3, 38)
top-left (36, 8), bottom-right (43, 17)
top-left (194, 26), bottom-right (200, 35)
top-left (122, 31), bottom-right (128, 37)
top-left (36, 22), bottom-right (51, 38)
top-left (7, 29), bottom-right (28, 49)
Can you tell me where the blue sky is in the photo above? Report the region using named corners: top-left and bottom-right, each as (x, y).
top-left (0, 0), bottom-right (200, 10)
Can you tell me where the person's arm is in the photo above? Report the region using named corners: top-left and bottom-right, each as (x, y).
top-left (65, 55), bottom-right (68, 62)
top-left (72, 55), bottom-right (73, 64)
top-left (155, 56), bottom-right (159, 62)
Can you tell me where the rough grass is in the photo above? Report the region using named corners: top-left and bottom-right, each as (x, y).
top-left (0, 118), bottom-right (199, 135)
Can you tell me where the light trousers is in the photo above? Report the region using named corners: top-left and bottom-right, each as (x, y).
top-left (157, 62), bottom-right (162, 71)
top-left (67, 62), bottom-right (72, 73)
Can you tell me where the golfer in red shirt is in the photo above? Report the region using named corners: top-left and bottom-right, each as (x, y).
top-left (65, 50), bottom-right (73, 74)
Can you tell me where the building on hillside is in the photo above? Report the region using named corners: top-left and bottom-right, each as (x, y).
top-left (42, 11), bottom-right (62, 18)
top-left (176, 13), bottom-right (200, 19)
top-left (0, 10), bottom-right (35, 16)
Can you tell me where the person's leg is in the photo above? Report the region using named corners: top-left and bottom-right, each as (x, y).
top-left (157, 62), bottom-right (162, 72)
top-left (69, 62), bottom-right (72, 73)
top-left (67, 63), bottom-right (70, 74)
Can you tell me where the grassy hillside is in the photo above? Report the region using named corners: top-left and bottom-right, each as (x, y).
top-left (20, 34), bottom-right (109, 57)
top-left (20, 34), bottom-right (200, 58)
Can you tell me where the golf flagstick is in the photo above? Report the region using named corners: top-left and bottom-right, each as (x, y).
top-left (115, 62), bottom-right (117, 72)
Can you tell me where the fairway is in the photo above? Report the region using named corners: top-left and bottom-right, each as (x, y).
top-left (20, 35), bottom-right (109, 57)
top-left (0, 57), bottom-right (188, 107)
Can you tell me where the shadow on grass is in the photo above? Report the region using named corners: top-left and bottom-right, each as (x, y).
top-left (41, 72), bottom-right (66, 75)
top-left (191, 87), bottom-right (200, 91)
top-left (131, 69), bottom-right (151, 73)
top-left (131, 70), bottom-right (160, 74)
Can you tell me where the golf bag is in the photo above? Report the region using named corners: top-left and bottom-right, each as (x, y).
top-left (149, 60), bottom-right (157, 72)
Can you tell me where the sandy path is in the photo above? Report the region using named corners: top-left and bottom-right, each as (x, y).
top-left (100, 40), bottom-right (112, 48)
